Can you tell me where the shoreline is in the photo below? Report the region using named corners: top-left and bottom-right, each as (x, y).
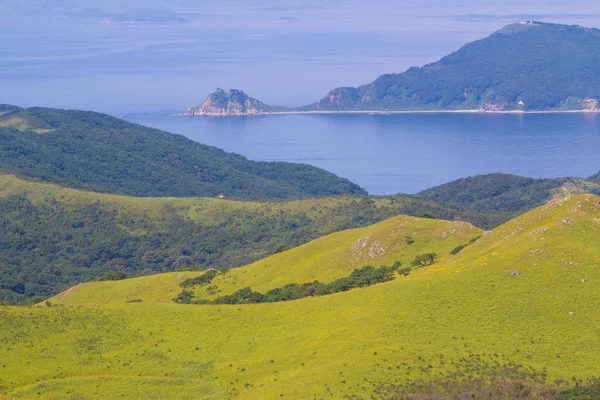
top-left (174, 109), bottom-right (600, 117)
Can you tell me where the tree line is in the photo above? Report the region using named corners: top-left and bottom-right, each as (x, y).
top-left (174, 256), bottom-right (438, 305)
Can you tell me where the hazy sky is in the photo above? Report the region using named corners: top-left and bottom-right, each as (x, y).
top-left (3, 0), bottom-right (600, 113)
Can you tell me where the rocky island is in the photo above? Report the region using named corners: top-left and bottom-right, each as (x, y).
top-left (184, 22), bottom-right (600, 116)
top-left (183, 89), bottom-right (288, 116)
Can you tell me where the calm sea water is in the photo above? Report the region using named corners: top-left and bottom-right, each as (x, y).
top-left (126, 113), bottom-right (600, 195)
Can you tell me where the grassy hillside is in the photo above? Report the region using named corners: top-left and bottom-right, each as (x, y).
top-left (305, 22), bottom-right (600, 111)
top-left (1, 194), bottom-right (599, 399)
top-left (418, 173), bottom-right (600, 212)
top-left (0, 173), bottom-right (504, 304)
top-left (51, 214), bottom-right (482, 306)
top-left (0, 105), bottom-right (365, 199)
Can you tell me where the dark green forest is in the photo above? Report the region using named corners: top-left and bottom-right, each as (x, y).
top-left (419, 173), bottom-right (561, 212)
top-left (417, 173), bottom-right (600, 212)
top-left (0, 105), bottom-right (365, 199)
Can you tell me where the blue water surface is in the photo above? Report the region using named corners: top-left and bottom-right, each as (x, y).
top-left (127, 113), bottom-right (600, 194)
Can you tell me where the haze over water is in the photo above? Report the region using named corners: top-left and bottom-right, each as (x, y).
top-left (4, 0), bottom-right (600, 113)
top-left (3, 0), bottom-right (600, 194)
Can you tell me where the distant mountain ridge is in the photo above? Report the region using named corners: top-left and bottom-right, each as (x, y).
top-left (307, 22), bottom-right (600, 112)
top-left (186, 22), bottom-right (600, 115)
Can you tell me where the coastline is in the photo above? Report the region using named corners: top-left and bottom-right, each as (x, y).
top-left (175, 109), bottom-right (600, 117)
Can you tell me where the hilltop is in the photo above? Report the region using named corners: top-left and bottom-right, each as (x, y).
top-left (1, 194), bottom-right (600, 399)
top-left (0, 105), bottom-right (364, 199)
top-left (186, 23), bottom-right (600, 114)
top-left (307, 22), bottom-right (600, 112)
top-left (417, 173), bottom-right (600, 212)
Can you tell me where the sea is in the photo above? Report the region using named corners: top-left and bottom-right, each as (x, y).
top-left (126, 112), bottom-right (600, 194)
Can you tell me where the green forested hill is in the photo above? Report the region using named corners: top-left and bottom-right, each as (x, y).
top-left (305, 22), bottom-right (600, 111)
top-left (417, 173), bottom-right (600, 212)
top-left (0, 105), bottom-right (365, 199)
top-left (0, 174), bottom-right (504, 304)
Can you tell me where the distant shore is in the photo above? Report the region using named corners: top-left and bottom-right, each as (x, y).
top-left (175, 109), bottom-right (600, 117)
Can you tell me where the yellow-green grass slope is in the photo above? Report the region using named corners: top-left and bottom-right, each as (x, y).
top-left (1, 195), bottom-right (600, 399)
top-left (51, 214), bottom-right (481, 306)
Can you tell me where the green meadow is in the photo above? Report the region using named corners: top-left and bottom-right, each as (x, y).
top-left (1, 194), bottom-right (599, 399)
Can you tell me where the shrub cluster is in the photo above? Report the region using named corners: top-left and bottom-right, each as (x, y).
top-left (174, 261), bottom-right (409, 305)
top-left (449, 235), bottom-right (482, 255)
top-left (557, 379), bottom-right (600, 399)
top-left (410, 253), bottom-right (438, 268)
top-left (99, 271), bottom-right (128, 281)
top-left (180, 270), bottom-right (219, 288)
